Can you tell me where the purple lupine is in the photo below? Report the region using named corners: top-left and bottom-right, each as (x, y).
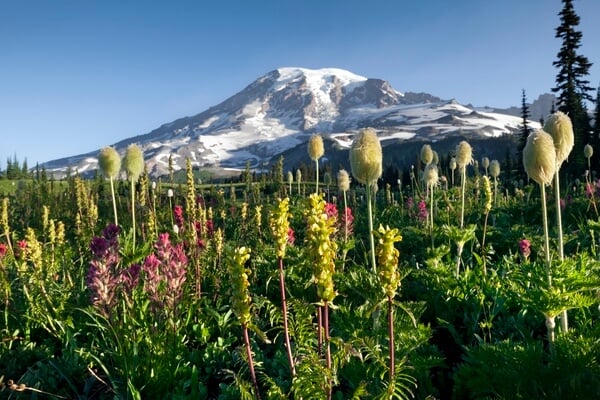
top-left (142, 233), bottom-right (188, 312)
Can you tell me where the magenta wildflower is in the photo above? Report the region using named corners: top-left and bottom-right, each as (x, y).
top-left (0, 243), bottom-right (7, 259)
top-left (342, 207), bottom-right (354, 236)
top-left (174, 205), bottom-right (185, 229)
top-left (206, 219), bottom-right (214, 237)
top-left (87, 224), bottom-right (122, 311)
top-left (142, 232), bottom-right (188, 311)
top-left (519, 239), bottom-right (531, 261)
top-left (417, 199), bottom-right (428, 223)
top-left (325, 202), bottom-right (338, 220)
top-left (287, 228), bottom-right (295, 245)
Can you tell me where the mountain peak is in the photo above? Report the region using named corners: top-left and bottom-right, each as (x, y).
top-left (41, 67), bottom-right (531, 178)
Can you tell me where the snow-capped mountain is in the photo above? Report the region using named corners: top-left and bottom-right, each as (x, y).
top-left (42, 67), bottom-right (536, 178)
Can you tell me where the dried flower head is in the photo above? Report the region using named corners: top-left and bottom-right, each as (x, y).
top-left (123, 144), bottom-right (145, 182)
top-left (349, 127), bottom-right (383, 186)
top-left (337, 169), bottom-right (351, 192)
top-left (420, 144), bottom-right (433, 165)
top-left (523, 129), bottom-right (557, 186)
top-left (455, 140), bottom-right (473, 169)
top-left (482, 157), bottom-right (490, 170)
top-left (98, 147), bottom-right (121, 179)
top-left (423, 163), bottom-right (439, 188)
top-left (584, 144), bottom-right (593, 159)
top-left (489, 160), bottom-right (501, 178)
top-left (450, 157), bottom-right (457, 171)
top-left (308, 134), bottom-right (325, 161)
top-left (544, 111), bottom-right (574, 167)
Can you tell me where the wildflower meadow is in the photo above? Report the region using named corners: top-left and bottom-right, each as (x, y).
top-left (1, 122), bottom-right (600, 400)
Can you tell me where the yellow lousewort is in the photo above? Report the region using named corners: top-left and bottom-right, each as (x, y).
top-left (455, 140), bottom-right (473, 169)
top-left (305, 193), bottom-right (337, 302)
top-left (226, 246), bottom-right (253, 326)
top-left (337, 169), bottom-right (351, 192)
top-left (123, 144), bottom-right (144, 182)
top-left (544, 111), bottom-right (574, 167)
top-left (374, 224), bottom-right (402, 298)
top-left (420, 144), bottom-right (433, 165)
top-left (98, 147), bottom-right (121, 179)
top-left (489, 160), bottom-right (501, 178)
top-left (523, 129), bottom-right (556, 186)
top-left (349, 127), bottom-right (382, 186)
top-left (269, 198), bottom-right (291, 259)
top-left (482, 175), bottom-right (492, 213)
top-left (308, 134), bottom-right (325, 161)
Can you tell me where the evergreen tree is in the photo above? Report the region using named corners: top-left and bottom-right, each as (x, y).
top-left (552, 0), bottom-right (593, 174)
top-left (518, 89), bottom-right (531, 178)
top-left (592, 84), bottom-right (600, 171)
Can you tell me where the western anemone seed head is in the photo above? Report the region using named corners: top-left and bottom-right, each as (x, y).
top-left (337, 169), bottom-right (351, 192)
top-left (287, 171), bottom-right (293, 184)
top-left (349, 127), bottom-right (383, 186)
top-left (584, 144), bottom-right (593, 159)
top-left (544, 111), bottom-right (574, 167)
top-left (98, 147), bottom-right (121, 179)
top-left (489, 160), bottom-right (501, 178)
top-left (123, 144), bottom-right (144, 182)
top-left (523, 129), bottom-right (557, 186)
top-left (482, 157), bottom-right (490, 170)
top-left (423, 163), bottom-right (439, 188)
top-left (455, 140), bottom-right (473, 169)
top-left (450, 157), bottom-right (457, 171)
top-left (432, 150), bottom-right (439, 165)
top-left (308, 134), bottom-right (325, 161)
top-left (420, 144), bottom-right (433, 165)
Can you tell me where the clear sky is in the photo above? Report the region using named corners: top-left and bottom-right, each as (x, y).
top-left (1, 0), bottom-right (599, 167)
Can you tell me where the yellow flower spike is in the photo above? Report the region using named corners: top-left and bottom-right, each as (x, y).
top-left (482, 176), bottom-right (492, 213)
top-left (226, 246), bottom-right (253, 326)
top-left (56, 221), bottom-right (65, 246)
top-left (374, 224), bottom-right (402, 298)
top-left (304, 193), bottom-right (338, 303)
top-left (269, 198), bottom-right (291, 259)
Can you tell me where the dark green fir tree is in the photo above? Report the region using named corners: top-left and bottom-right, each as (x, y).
top-left (518, 89), bottom-right (531, 178)
top-left (551, 0), bottom-right (593, 175)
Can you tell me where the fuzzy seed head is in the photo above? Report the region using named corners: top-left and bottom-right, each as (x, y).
top-left (423, 163), bottom-right (439, 188)
top-left (432, 150), bottom-right (439, 165)
top-left (98, 147), bottom-right (121, 179)
top-left (349, 127), bottom-right (383, 186)
top-left (455, 140), bottom-right (473, 169)
top-left (450, 157), bottom-right (457, 171)
top-left (584, 144), bottom-right (593, 159)
top-left (337, 169), bottom-right (351, 192)
top-left (544, 111), bottom-right (574, 167)
top-left (482, 157), bottom-right (490, 170)
top-left (308, 134), bottom-right (325, 161)
top-left (523, 129), bottom-right (557, 186)
top-left (489, 160), bottom-right (501, 178)
top-left (420, 144), bottom-right (433, 165)
top-left (123, 144), bottom-right (145, 182)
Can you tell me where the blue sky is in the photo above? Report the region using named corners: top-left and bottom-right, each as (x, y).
top-left (2, 0), bottom-right (599, 167)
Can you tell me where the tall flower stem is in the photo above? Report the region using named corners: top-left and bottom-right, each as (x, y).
top-left (130, 179), bottom-right (136, 250)
top-left (367, 184), bottom-right (377, 272)
top-left (278, 256), bottom-right (296, 377)
top-left (324, 301), bottom-right (332, 400)
top-left (460, 166), bottom-right (466, 228)
top-left (553, 172), bottom-right (568, 332)
top-left (540, 183), bottom-right (555, 352)
top-left (243, 324), bottom-right (262, 400)
top-left (387, 296), bottom-right (395, 377)
top-left (109, 177), bottom-right (118, 227)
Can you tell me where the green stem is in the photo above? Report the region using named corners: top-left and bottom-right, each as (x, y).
top-left (110, 177), bottom-right (118, 227)
top-left (460, 166), bottom-right (466, 228)
top-left (540, 183), bottom-right (555, 352)
top-left (388, 296), bottom-right (395, 378)
top-left (131, 179), bottom-right (136, 251)
top-left (279, 257), bottom-right (296, 377)
top-left (324, 301), bottom-right (332, 400)
top-left (553, 172), bottom-right (568, 333)
top-left (367, 183), bottom-right (377, 273)
top-left (315, 159), bottom-right (319, 195)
